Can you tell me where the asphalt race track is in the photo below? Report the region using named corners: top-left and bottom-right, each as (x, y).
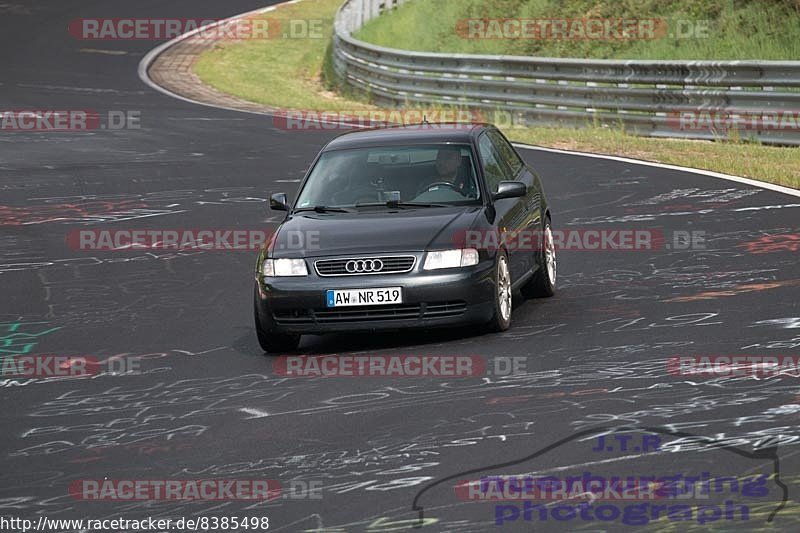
top-left (2, 1), bottom-right (800, 532)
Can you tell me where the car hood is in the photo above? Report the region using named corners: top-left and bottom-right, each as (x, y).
top-left (268, 207), bottom-right (483, 258)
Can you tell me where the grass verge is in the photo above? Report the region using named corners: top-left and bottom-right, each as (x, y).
top-left (193, 0), bottom-right (799, 189)
top-left (194, 0), bottom-right (369, 111)
top-left (355, 0), bottom-right (800, 60)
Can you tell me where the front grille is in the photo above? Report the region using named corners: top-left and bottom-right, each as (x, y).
top-left (273, 301), bottom-right (467, 326)
top-left (315, 255), bottom-right (416, 277)
top-left (314, 304), bottom-right (421, 323)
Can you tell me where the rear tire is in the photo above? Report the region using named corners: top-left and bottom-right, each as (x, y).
top-left (486, 251), bottom-right (513, 332)
top-left (522, 218), bottom-right (556, 298)
top-left (254, 284), bottom-right (300, 354)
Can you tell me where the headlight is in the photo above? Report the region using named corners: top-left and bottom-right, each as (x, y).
top-left (262, 258), bottom-right (308, 277)
top-left (423, 248), bottom-right (479, 270)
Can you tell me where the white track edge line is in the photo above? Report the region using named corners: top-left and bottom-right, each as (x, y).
top-left (137, 1), bottom-right (299, 115)
top-left (512, 143), bottom-right (800, 198)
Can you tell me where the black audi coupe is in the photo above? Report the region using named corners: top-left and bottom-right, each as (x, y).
top-left (254, 123), bottom-right (555, 353)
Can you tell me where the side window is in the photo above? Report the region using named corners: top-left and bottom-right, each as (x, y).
top-left (487, 129), bottom-right (524, 176)
top-left (477, 133), bottom-right (511, 192)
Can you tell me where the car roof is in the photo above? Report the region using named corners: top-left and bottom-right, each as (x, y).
top-left (323, 123), bottom-right (491, 150)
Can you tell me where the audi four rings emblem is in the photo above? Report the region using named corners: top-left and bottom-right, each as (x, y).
top-left (345, 259), bottom-right (384, 273)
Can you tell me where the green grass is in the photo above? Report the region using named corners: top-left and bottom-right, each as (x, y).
top-left (193, 0), bottom-right (799, 189)
top-left (356, 0), bottom-right (800, 60)
top-left (194, 0), bottom-right (372, 111)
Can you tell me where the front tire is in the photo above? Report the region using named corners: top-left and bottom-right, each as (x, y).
top-left (522, 218), bottom-right (556, 298)
top-left (254, 285), bottom-right (300, 354)
top-left (486, 251), bottom-right (513, 332)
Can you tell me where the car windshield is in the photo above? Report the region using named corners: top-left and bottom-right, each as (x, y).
top-left (295, 144), bottom-right (481, 209)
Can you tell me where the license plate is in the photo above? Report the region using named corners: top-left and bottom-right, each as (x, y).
top-left (326, 287), bottom-right (402, 307)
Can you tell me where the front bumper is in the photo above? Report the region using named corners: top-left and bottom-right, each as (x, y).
top-left (255, 255), bottom-right (496, 334)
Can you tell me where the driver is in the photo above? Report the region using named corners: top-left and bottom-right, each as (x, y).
top-left (416, 147), bottom-right (467, 199)
top-left (431, 147), bottom-right (462, 187)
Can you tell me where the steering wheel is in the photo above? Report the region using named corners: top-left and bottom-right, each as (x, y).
top-left (425, 181), bottom-right (460, 192)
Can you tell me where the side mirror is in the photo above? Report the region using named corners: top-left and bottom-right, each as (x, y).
top-left (492, 181), bottom-right (526, 201)
top-left (270, 192), bottom-right (289, 211)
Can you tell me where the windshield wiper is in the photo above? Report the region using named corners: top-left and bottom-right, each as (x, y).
top-left (293, 205), bottom-right (354, 214)
top-left (355, 201), bottom-right (450, 209)
top-left (392, 202), bottom-right (450, 208)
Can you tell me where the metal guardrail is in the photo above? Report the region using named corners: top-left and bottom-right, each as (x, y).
top-left (333, 0), bottom-right (800, 145)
